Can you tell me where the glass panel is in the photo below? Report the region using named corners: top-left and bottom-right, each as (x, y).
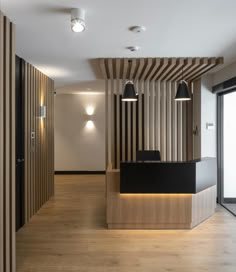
top-left (223, 92), bottom-right (236, 214)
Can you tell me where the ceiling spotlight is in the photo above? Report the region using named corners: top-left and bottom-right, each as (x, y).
top-left (127, 46), bottom-right (140, 52)
top-left (129, 26), bottom-right (146, 33)
top-left (71, 8), bottom-right (86, 33)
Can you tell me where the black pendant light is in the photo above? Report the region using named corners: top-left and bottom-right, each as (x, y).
top-left (175, 65), bottom-right (191, 101)
top-left (122, 60), bottom-right (138, 102)
top-left (122, 81), bottom-right (137, 101)
top-left (175, 80), bottom-right (191, 101)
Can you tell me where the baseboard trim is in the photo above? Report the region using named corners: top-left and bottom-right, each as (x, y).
top-left (55, 171), bottom-right (105, 175)
top-left (223, 198), bottom-right (236, 203)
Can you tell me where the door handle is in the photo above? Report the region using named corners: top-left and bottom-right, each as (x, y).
top-left (17, 159), bottom-right (24, 163)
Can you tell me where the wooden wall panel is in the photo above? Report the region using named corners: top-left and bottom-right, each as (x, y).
top-left (108, 78), bottom-right (191, 168)
top-left (101, 58), bottom-right (223, 169)
top-left (0, 11), bottom-right (16, 272)
top-left (23, 61), bottom-right (54, 223)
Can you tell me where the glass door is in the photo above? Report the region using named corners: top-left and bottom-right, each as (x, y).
top-left (218, 91), bottom-right (236, 215)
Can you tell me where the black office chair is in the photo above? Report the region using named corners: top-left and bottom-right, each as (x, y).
top-left (136, 150), bottom-right (161, 161)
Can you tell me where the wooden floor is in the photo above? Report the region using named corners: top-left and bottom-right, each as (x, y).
top-left (16, 175), bottom-right (236, 272)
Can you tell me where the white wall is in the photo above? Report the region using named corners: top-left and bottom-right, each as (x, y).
top-left (193, 76), bottom-right (217, 159)
top-left (201, 75), bottom-right (217, 158)
top-left (55, 93), bottom-right (105, 171)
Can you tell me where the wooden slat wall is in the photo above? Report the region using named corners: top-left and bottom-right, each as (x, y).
top-left (24, 62), bottom-right (54, 223)
top-left (109, 81), bottom-right (189, 168)
top-left (100, 58), bottom-right (223, 169)
top-left (0, 11), bottom-right (16, 272)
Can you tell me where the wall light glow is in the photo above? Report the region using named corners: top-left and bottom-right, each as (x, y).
top-left (86, 120), bottom-right (94, 129)
top-left (36, 66), bottom-right (70, 78)
top-left (86, 106), bottom-right (95, 116)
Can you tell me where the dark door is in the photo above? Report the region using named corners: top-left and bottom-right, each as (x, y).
top-left (16, 56), bottom-right (25, 231)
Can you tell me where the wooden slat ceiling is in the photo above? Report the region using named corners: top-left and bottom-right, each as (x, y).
top-left (99, 57), bottom-right (223, 82)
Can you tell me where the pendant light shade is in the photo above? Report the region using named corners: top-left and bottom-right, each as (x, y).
top-left (122, 81), bottom-right (137, 101)
top-left (175, 80), bottom-right (191, 101)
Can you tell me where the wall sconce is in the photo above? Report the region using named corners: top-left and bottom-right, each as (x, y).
top-left (86, 120), bottom-right (94, 129)
top-left (86, 106), bottom-right (94, 116)
top-left (85, 115), bottom-right (94, 129)
top-left (40, 105), bottom-right (46, 118)
top-left (85, 106), bottom-right (95, 129)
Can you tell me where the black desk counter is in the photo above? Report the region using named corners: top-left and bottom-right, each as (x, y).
top-left (120, 158), bottom-right (216, 194)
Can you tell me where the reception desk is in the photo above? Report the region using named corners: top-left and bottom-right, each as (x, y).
top-left (106, 158), bottom-right (216, 229)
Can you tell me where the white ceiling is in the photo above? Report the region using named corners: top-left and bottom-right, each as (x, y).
top-left (1, 0), bottom-right (236, 91)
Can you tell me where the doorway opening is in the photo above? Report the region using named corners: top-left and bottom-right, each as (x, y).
top-left (218, 90), bottom-right (236, 215)
top-left (15, 56), bottom-right (25, 231)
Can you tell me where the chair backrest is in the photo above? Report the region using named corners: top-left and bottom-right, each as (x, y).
top-left (136, 150), bottom-right (161, 161)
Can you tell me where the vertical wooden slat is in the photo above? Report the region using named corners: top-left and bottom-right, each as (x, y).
top-left (0, 12), bottom-right (4, 272)
top-left (121, 80), bottom-right (126, 161)
top-left (116, 79), bottom-right (121, 168)
top-left (106, 79), bottom-right (110, 165)
top-left (35, 69), bottom-right (39, 211)
top-left (10, 22), bottom-right (16, 272)
top-left (177, 101), bottom-right (183, 161)
top-left (45, 77), bottom-right (48, 201)
top-left (47, 78), bottom-right (50, 200)
top-left (105, 80), bottom-right (108, 168)
top-left (155, 81), bottom-right (161, 151)
top-left (4, 17), bottom-right (11, 272)
top-left (172, 82), bottom-right (178, 161)
top-left (107, 79), bottom-right (112, 165)
top-left (144, 81), bottom-right (149, 150)
top-left (133, 81), bottom-right (137, 160)
top-left (160, 81), bottom-right (166, 160)
top-left (182, 96), bottom-right (187, 161)
top-left (27, 64), bottom-right (31, 218)
top-left (48, 79), bottom-right (51, 198)
top-left (166, 81), bottom-right (172, 161)
top-left (42, 75), bottom-right (46, 205)
top-left (40, 73), bottom-right (42, 206)
top-left (149, 81), bottom-right (155, 150)
top-left (111, 78), bottom-right (115, 166)
top-left (127, 101), bottom-right (131, 161)
top-left (24, 63), bottom-right (28, 222)
top-left (51, 80), bottom-right (55, 195)
top-left (108, 59), bottom-right (115, 167)
top-left (38, 71), bottom-right (42, 208)
top-left (0, 15), bottom-right (16, 272)
top-left (138, 81), bottom-right (143, 151)
top-left (33, 67), bottom-right (36, 215)
top-left (116, 59), bottom-right (121, 168)
top-left (30, 65), bottom-right (34, 217)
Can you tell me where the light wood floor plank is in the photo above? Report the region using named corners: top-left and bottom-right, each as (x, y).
top-left (16, 175), bottom-right (236, 272)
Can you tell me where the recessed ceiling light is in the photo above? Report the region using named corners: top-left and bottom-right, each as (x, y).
top-left (71, 8), bottom-right (86, 33)
top-left (129, 26), bottom-right (146, 33)
top-left (127, 46), bottom-right (140, 52)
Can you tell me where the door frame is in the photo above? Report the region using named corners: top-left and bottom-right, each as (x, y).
top-left (217, 90), bottom-right (236, 215)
